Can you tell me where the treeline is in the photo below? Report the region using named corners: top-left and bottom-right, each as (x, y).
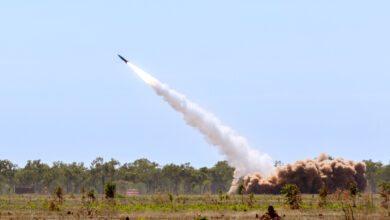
top-left (364, 159), bottom-right (390, 192)
top-left (0, 158), bottom-right (234, 195)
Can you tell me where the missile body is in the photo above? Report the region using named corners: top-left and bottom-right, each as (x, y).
top-left (118, 54), bottom-right (128, 63)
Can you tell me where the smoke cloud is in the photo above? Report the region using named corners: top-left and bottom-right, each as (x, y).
top-left (126, 62), bottom-right (274, 181)
top-left (233, 153), bottom-right (367, 194)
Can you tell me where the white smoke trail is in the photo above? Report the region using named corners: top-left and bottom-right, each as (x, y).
top-left (127, 62), bottom-right (274, 184)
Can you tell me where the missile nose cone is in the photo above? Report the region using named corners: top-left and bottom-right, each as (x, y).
top-left (118, 54), bottom-right (128, 63)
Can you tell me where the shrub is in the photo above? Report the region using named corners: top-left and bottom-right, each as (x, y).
top-left (81, 186), bottom-right (86, 203)
top-left (349, 182), bottom-right (358, 207)
top-left (49, 200), bottom-right (59, 211)
top-left (378, 180), bottom-right (390, 208)
top-left (168, 193), bottom-right (173, 203)
top-left (218, 190), bottom-right (223, 201)
top-left (318, 184), bottom-right (329, 207)
top-left (55, 186), bottom-right (63, 203)
top-left (281, 184), bottom-right (302, 209)
top-left (238, 184), bottom-right (245, 195)
top-left (116, 194), bottom-right (126, 199)
top-left (247, 192), bottom-right (254, 207)
top-left (104, 182), bottom-right (116, 200)
top-left (87, 189), bottom-right (96, 203)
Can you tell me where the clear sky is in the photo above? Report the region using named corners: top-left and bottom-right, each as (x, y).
top-left (1, 1), bottom-right (389, 168)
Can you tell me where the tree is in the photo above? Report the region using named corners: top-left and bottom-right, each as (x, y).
top-left (274, 160), bottom-right (283, 167)
top-left (60, 162), bottom-right (87, 193)
top-left (132, 159), bottom-right (160, 193)
top-left (161, 163), bottom-right (181, 193)
top-left (363, 159), bottom-right (383, 192)
top-left (197, 167), bottom-right (210, 193)
top-left (103, 159), bottom-right (120, 183)
top-left (380, 164), bottom-right (390, 182)
top-left (0, 160), bottom-right (17, 192)
top-left (209, 161), bottom-right (234, 193)
top-left (15, 160), bottom-right (50, 193)
top-left (88, 158), bottom-right (119, 193)
top-left (89, 157), bottom-right (105, 193)
top-left (179, 163), bottom-right (197, 193)
top-left (0, 157), bottom-right (236, 195)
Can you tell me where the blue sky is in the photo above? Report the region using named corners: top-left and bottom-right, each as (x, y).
top-left (1, 1), bottom-right (389, 168)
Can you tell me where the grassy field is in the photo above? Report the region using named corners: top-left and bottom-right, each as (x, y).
top-left (0, 193), bottom-right (389, 219)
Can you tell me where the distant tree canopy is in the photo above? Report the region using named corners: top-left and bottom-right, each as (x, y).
top-left (1, 158), bottom-right (388, 194)
top-left (0, 158), bottom-right (234, 195)
top-left (364, 159), bottom-right (390, 192)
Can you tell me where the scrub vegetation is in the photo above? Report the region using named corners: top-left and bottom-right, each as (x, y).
top-left (1, 158), bottom-right (390, 218)
top-left (0, 190), bottom-right (390, 219)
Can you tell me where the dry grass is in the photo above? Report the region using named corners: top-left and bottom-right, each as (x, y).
top-left (0, 193), bottom-right (388, 219)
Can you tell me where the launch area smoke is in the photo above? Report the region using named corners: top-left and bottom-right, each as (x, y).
top-left (232, 153), bottom-right (367, 194)
top-left (120, 55), bottom-right (273, 185)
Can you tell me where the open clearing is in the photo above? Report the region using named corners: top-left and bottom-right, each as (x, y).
top-left (0, 193), bottom-right (389, 219)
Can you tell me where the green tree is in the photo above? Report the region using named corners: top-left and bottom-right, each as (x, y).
top-left (380, 164), bottom-right (390, 182)
top-left (0, 160), bottom-right (17, 192)
top-left (364, 159), bottom-right (383, 192)
top-left (15, 160), bottom-right (50, 192)
top-left (209, 161), bottom-right (234, 193)
top-left (61, 162), bottom-right (87, 193)
top-left (161, 163), bottom-right (181, 193)
top-left (0, 157), bottom-right (236, 195)
top-left (89, 157), bottom-right (105, 193)
top-left (88, 158), bottom-right (119, 193)
top-left (132, 159), bottom-right (160, 193)
top-left (179, 162), bottom-right (197, 193)
top-left (197, 167), bottom-right (211, 193)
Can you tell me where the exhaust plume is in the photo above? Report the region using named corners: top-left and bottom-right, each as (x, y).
top-left (235, 153), bottom-right (367, 194)
top-left (126, 62), bottom-right (274, 182)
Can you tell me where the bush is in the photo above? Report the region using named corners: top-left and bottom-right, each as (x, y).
top-left (55, 186), bottom-right (63, 203)
top-left (378, 180), bottom-right (390, 208)
top-left (168, 193), bottom-right (173, 203)
top-left (349, 182), bottom-right (358, 207)
top-left (81, 186), bottom-right (86, 203)
top-left (87, 189), bottom-right (96, 203)
top-left (238, 184), bottom-right (245, 195)
top-left (49, 200), bottom-right (59, 211)
top-left (318, 184), bottom-right (329, 206)
top-left (281, 184), bottom-right (302, 209)
top-left (104, 182), bottom-right (116, 200)
top-left (116, 194), bottom-right (126, 199)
